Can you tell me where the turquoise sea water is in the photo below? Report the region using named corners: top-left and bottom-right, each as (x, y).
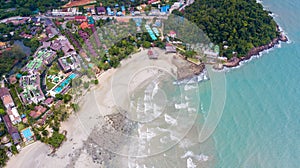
top-left (208, 0), bottom-right (300, 167)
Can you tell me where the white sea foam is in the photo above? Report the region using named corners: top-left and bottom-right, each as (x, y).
top-left (173, 69), bottom-right (209, 85)
top-left (181, 151), bottom-right (209, 162)
top-left (164, 114), bottom-right (178, 126)
top-left (184, 84), bottom-right (197, 91)
top-left (187, 157), bottom-right (197, 168)
top-left (151, 82), bottom-right (159, 99)
top-left (187, 107), bottom-right (196, 112)
top-left (175, 102), bottom-right (189, 109)
top-left (185, 96), bottom-right (190, 101)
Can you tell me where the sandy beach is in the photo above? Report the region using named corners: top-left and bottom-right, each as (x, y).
top-left (6, 48), bottom-right (212, 168)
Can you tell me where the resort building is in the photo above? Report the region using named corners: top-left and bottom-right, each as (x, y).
top-left (0, 88), bottom-right (14, 109)
top-left (58, 54), bottom-right (81, 72)
top-left (36, 110), bottom-right (53, 126)
top-left (3, 115), bottom-right (21, 144)
top-left (0, 42), bottom-right (9, 50)
top-left (19, 74), bottom-right (45, 105)
top-left (46, 25), bottom-right (59, 39)
top-left (75, 16), bottom-right (87, 22)
top-left (22, 49), bottom-right (57, 73)
top-left (29, 105), bottom-right (47, 119)
top-left (96, 7), bottom-right (106, 15)
top-left (51, 8), bottom-right (82, 16)
top-left (148, 49), bottom-right (158, 59)
top-left (0, 87), bottom-right (21, 124)
top-left (165, 43), bottom-right (177, 53)
top-left (6, 107), bottom-right (21, 125)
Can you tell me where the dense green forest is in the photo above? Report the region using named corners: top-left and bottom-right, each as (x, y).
top-left (0, 0), bottom-right (66, 19)
top-left (0, 46), bottom-right (27, 76)
top-left (180, 0), bottom-right (279, 58)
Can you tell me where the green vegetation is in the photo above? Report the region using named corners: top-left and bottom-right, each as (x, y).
top-left (0, 123), bottom-right (6, 137)
top-left (48, 131), bottom-right (65, 148)
top-left (0, 46), bottom-right (27, 77)
top-left (23, 38), bottom-right (40, 53)
top-left (181, 0), bottom-right (279, 58)
top-left (0, 108), bottom-right (5, 115)
top-left (0, 0), bottom-right (67, 19)
top-left (46, 79), bottom-right (56, 90)
top-left (0, 149), bottom-right (8, 167)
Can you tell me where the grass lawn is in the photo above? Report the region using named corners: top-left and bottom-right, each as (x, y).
top-left (17, 123), bottom-right (26, 132)
top-left (48, 63), bottom-right (60, 76)
top-left (46, 79), bottom-right (56, 90)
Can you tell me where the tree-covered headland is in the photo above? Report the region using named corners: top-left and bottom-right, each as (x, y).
top-left (180, 0), bottom-right (280, 58)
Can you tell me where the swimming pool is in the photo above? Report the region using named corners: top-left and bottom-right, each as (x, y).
top-left (54, 73), bottom-right (77, 93)
top-left (22, 128), bottom-right (33, 141)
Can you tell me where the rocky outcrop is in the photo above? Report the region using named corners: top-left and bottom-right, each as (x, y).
top-left (224, 32), bottom-right (288, 68)
top-left (172, 54), bottom-right (205, 80)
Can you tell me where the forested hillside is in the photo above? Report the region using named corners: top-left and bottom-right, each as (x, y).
top-left (181, 0), bottom-right (279, 58)
top-left (0, 0), bottom-right (66, 19)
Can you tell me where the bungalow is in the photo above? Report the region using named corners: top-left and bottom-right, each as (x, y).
top-left (96, 7), bottom-right (106, 15)
top-left (6, 107), bottom-right (21, 125)
top-left (147, 49), bottom-right (158, 59)
top-left (61, 40), bottom-right (75, 55)
top-left (75, 16), bottom-right (87, 22)
top-left (37, 110), bottom-right (53, 126)
top-left (46, 26), bottom-right (59, 39)
top-left (44, 97), bottom-right (54, 107)
top-left (29, 105), bottom-right (47, 119)
top-left (168, 30), bottom-right (177, 38)
top-left (165, 43), bottom-right (177, 53)
top-left (0, 88), bottom-right (14, 109)
top-left (58, 53), bottom-right (80, 72)
top-left (148, 0), bottom-right (160, 5)
top-left (50, 40), bottom-right (62, 51)
top-left (3, 115), bottom-right (21, 144)
top-left (80, 22), bottom-right (90, 29)
top-left (0, 42), bottom-right (9, 50)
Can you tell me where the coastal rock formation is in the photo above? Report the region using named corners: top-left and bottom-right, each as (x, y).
top-left (172, 54), bottom-right (205, 80)
top-left (224, 33), bottom-right (288, 68)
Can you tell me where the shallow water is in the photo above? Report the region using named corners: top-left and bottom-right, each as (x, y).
top-left (211, 0), bottom-right (300, 167)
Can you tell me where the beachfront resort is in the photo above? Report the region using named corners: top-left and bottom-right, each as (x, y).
top-left (0, 0), bottom-right (223, 166)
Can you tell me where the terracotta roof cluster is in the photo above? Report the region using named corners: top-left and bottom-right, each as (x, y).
top-left (29, 105), bottom-right (47, 119)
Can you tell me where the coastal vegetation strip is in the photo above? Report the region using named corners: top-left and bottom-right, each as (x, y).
top-left (180, 0), bottom-right (280, 58)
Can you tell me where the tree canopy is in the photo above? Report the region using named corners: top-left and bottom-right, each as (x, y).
top-left (180, 0), bottom-right (279, 58)
top-left (0, 0), bottom-right (66, 19)
top-left (0, 46), bottom-right (27, 77)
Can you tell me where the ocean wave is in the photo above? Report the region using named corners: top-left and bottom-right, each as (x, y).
top-left (184, 85), bottom-right (197, 91)
top-left (187, 157), bottom-right (197, 168)
top-left (164, 114), bottom-right (178, 126)
top-left (173, 69), bottom-right (209, 85)
top-left (187, 107), bottom-right (196, 112)
top-left (181, 151), bottom-right (209, 162)
top-left (175, 102), bottom-right (189, 109)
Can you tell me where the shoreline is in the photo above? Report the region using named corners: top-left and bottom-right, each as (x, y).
top-left (222, 31), bottom-right (288, 69)
top-left (5, 48), bottom-right (200, 168)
